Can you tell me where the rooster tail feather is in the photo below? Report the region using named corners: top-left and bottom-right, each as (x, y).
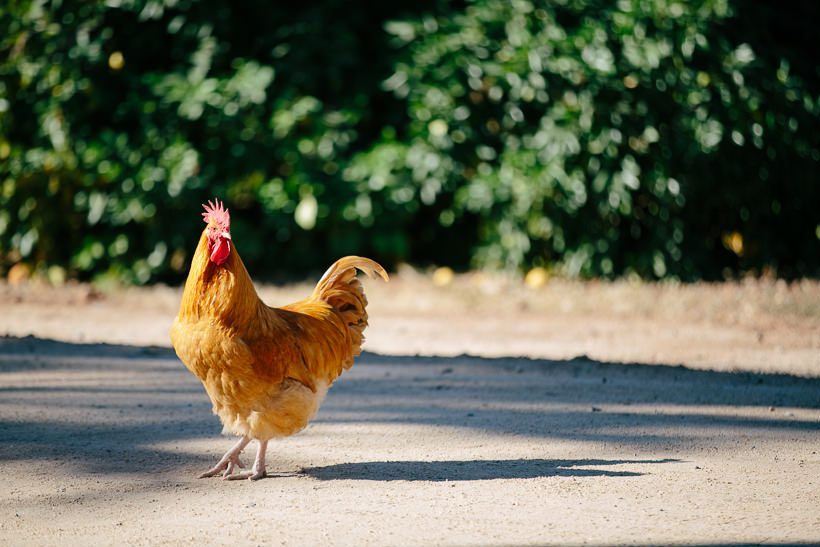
top-left (314, 256), bottom-right (389, 289)
top-left (312, 256), bottom-right (388, 367)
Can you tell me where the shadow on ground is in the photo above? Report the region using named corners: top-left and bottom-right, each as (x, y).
top-left (301, 458), bottom-right (683, 481)
top-left (0, 335), bottom-right (818, 477)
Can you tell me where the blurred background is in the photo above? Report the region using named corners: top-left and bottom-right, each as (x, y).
top-left (1, 0), bottom-right (818, 285)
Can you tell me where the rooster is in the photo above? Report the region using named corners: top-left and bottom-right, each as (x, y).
top-left (171, 200), bottom-right (388, 480)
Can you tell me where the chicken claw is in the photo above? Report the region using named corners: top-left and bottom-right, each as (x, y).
top-left (224, 439), bottom-right (268, 481)
top-left (224, 467), bottom-right (267, 481)
top-left (199, 436), bottom-right (250, 479)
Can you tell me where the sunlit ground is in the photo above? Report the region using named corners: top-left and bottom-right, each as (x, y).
top-left (1, 270), bottom-right (818, 375)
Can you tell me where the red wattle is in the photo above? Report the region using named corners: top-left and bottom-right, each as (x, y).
top-left (209, 237), bottom-right (231, 265)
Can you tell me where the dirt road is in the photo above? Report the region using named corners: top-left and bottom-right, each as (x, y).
top-left (1, 276), bottom-right (818, 545)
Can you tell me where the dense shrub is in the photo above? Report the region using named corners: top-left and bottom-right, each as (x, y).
top-left (1, 0), bottom-right (818, 283)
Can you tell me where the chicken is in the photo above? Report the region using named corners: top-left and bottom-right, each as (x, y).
top-left (170, 199), bottom-right (388, 480)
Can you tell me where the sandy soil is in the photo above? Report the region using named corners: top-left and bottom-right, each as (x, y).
top-left (0, 274), bottom-right (819, 546)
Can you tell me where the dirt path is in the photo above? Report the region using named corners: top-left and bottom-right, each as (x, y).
top-left (0, 276), bottom-right (818, 545)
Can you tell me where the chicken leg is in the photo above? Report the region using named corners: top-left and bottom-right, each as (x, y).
top-left (225, 439), bottom-right (268, 481)
top-left (199, 435), bottom-right (250, 479)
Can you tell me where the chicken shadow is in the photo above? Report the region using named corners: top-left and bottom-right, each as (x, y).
top-left (0, 335), bottom-right (818, 477)
top-left (300, 457), bottom-right (680, 481)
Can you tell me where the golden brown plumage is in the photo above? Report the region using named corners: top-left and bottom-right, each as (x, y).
top-left (171, 201), bottom-right (387, 479)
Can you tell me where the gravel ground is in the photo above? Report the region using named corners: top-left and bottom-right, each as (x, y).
top-left (0, 275), bottom-right (818, 546)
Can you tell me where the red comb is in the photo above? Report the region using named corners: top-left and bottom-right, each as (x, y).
top-left (202, 199), bottom-right (230, 228)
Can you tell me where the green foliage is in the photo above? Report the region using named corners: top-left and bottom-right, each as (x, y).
top-left (1, 0), bottom-right (818, 283)
top-left (372, 0), bottom-right (820, 278)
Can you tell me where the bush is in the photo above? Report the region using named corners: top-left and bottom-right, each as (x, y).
top-left (1, 0), bottom-right (818, 283)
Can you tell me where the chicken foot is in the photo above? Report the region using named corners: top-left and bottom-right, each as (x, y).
top-left (225, 439), bottom-right (268, 481)
top-left (199, 435), bottom-right (250, 479)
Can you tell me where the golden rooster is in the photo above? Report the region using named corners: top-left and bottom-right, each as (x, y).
top-left (171, 200), bottom-right (388, 480)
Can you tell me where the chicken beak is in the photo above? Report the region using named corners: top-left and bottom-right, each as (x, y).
top-left (221, 231), bottom-right (232, 240)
